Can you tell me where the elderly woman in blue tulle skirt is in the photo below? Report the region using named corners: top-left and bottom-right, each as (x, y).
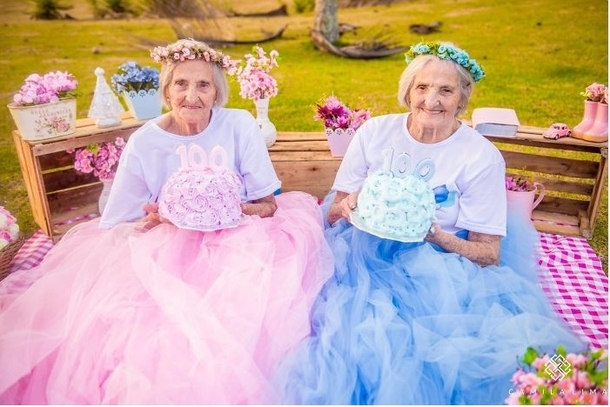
top-left (271, 41), bottom-right (585, 405)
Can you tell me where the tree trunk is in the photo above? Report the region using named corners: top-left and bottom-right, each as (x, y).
top-left (314, 0), bottom-right (339, 43)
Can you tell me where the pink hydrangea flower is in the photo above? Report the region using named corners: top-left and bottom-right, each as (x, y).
top-left (12, 71), bottom-right (78, 106)
top-left (68, 137), bottom-right (126, 181)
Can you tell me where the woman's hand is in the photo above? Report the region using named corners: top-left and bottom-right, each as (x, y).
top-left (240, 194), bottom-right (277, 218)
top-left (327, 191), bottom-right (359, 226)
top-left (138, 203), bottom-right (171, 231)
top-left (425, 223), bottom-right (501, 267)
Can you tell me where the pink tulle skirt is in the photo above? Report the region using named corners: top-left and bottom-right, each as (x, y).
top-left (0, 191), bottom-right (334, 404)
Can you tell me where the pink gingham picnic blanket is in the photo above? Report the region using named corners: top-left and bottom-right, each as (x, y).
top-left (7, 229), bottom-right (608, 350)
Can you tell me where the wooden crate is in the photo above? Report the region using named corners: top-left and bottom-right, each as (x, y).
top-left (486, 125), bottom-right (607, 238)
top-left (12, 115), bottom-right (145, 242)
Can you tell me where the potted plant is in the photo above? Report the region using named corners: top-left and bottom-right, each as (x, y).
top-left (314, 95), bottom-right (371, 157)
top-left (505, 175), bottom-right (545, 220)
top-left (229, 46), bottom-right (280, 147)
top-left (67, 137), bottom-right (127, 214)
top-left (111, 61), bottom-right (161, 120)
top-left (7, 71), bottom-right (78, 140)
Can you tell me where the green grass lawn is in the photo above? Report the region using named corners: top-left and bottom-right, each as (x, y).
top-left (0, 0), bottom-right (607, 268)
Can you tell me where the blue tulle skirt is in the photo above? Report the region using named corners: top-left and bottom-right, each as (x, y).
top-left (272, 196), bottom-right (585, 405)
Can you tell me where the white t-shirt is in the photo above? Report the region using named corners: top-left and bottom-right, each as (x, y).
top-left (333, 113), bottom-right (507, 236)
top-left (99, 107), bottom-right (281, 229)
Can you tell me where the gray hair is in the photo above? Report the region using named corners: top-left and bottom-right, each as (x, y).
top-left (397, 55), bottom-right (474, 117)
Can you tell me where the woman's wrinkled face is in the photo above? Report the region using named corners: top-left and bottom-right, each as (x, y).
top-left (166, 60), bottom-right (217, 127)
top-left (408, 59), bottom-right (462, 129)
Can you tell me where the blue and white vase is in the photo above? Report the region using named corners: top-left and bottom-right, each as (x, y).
top-left (122, 89), bottom-right (162, 120)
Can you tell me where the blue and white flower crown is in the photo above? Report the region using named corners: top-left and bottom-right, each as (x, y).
top-left (404, 41), bottom-right (485, 83)
top-left (150, 38), bottom-right (239, 73)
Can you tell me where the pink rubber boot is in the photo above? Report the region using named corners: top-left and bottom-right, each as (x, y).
top-left (580, 102), bottom-right (608, 142)
top-left (572, 100), bottom-right (598, 140)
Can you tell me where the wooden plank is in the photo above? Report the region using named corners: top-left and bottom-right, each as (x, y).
top-left (500, 150), bottom-right (600, 179)
top-left (270, 150), bottom-right (341, 162)
top-left (12, 132), bottom-right (53, 236)
top-left (534, 221), bottom-right (581, 237)
top-left (269, 140), bottom-right (332, 152)
top-left (272, 160), bottom-right (341, 199)
top-left (18, 115), bottom-right (143, 149)
top-left (48, 183), bottom-right (102, 216)
top-left (491, 137), bottom-right (602, 153)
top-left (535, 196), bottom-right (589, 217)
top-left (43, 167), bottom-right (97, 194)
top-left (587, 153), bottom-right (608, 229)
top-left (505, 173), bottom-right (593, 197)
top-left (38, 150), bottom-right (78, 170)
top-left (275, 131), bottom-right (327, 142)
top-left (31, 127), bottom-right (137, 156)
top-left (532, 211), bottom-right (582, 237)
top-left (462, 120), bottom-right (608, 152)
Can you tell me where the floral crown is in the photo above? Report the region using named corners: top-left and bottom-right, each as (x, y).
top-left (405, 41), bottom-right (485, 83)
top-left (150, 39), bottom-right (239, 73)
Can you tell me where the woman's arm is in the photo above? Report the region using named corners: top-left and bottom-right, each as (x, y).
top-left (425, 224), bottom-right (501, 267)
top-left (241, 194), bottom-right (277, 218)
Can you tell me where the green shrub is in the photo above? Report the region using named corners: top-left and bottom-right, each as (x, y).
top-left (30, 0), bottom-right (72, 20)
top-left (294, 0), bottom-right (314, 14)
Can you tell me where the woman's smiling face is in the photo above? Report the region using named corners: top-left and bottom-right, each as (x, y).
top-left (166, 59), bottom-right (217, 130)
top-left (408, 58), bottom-right (462, 130)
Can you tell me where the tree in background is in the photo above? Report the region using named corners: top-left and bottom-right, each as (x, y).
top-left (315, 0), bottom-right (339, 43)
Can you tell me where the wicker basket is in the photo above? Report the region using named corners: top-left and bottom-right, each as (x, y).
top-left (0, 236), bottom-right (27, 282)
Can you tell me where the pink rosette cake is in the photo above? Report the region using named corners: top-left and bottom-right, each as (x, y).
top-left (158, 167), bottom-right (244, 231)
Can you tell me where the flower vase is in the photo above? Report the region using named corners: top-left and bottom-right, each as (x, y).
top-left (7, 98), bottom-right (77, 141)
top-left (98, 178), bottom-right (114, 215)
top-left (506, 183), bottom-right (545, 220)
top-left (326, 128), bottom-right (355, 157)
top-left (122, 89), bottom-right (162, 120)
top-left (254, 98), bottom-right (277, 148)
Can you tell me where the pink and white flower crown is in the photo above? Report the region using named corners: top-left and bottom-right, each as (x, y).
top-left (150, 38), bottom-right (239, 73)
